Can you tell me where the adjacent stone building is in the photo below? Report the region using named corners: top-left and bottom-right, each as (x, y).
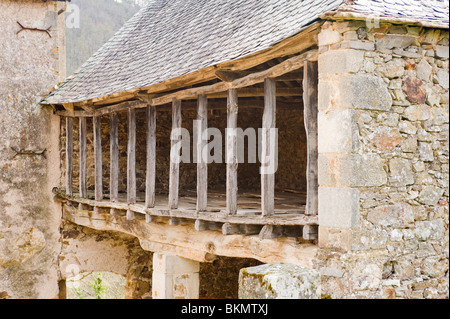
top-left (1, 0), bottom-right (448, 299)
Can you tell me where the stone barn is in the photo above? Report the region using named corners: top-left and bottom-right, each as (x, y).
top-left (1, 0), bottom-right (449, 299)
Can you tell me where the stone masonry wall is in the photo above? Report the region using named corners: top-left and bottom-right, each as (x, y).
top-left (316, 20), bottom-right (449, 299)
top-left (0, 0), bottom-right (66, 299)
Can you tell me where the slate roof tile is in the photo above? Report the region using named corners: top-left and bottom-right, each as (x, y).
top-left (42, 0), bottom-right (449, 105)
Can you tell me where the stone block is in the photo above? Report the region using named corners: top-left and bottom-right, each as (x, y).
top-left (318, 109), bottom-right (359, 153)
top-left (371, 127), bottom-right (402, 151)
top-left (318, 49), bottom-right (365, 74)
top-left (319, 74), bottom-right (392, 111)
top-left (381, 60), bottom-right (405, 79)
top-left (366, 202), bottom-right (414, 228)
top-left (319, 154), bottom-right (387, 187)
top-left (435, 45), bottom-right (449, 59)
top-left (375, 34), bottom-right (417, 50)
top-left (416, 59), bottom-right (433, 82)
top-left (402, 77), bottom-right (427, 104)
top-left (418, 185), bottom-right (445, 206)
top-left (403, 104), bottom-right (432, 122)
top-left (318, 226), bottom-right (352, 252)
top-left (153, 253), bottom-right (200, 274)
top-left (152, 253), bottom-right (200, 299)
top-left (389, 157), bottom-right (414, 186)
top-left (419, 142), bottom-right (435, 162)
top-left (238, 263), bottom-right (321, 299)
top-left (318, 28), bottom-right (341, 46)
top-left (437, 69), bottom-right (449, 89)
top-left (318, 187), bottom-right (360, 229)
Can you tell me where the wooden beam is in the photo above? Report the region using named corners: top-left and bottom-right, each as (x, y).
top-left (93, 116), bottom-right (103, 201)
top-left (216, 70), bottom-right (303, 83)
top-left (169, 99), bottom-right (182, 209)
top-left (79, 117), bottom-right (87, 198)
top-left (145, 105), bottom-right (156, 209)
top-left (207, 87), bottom-right (302, 99)
top-left (261, 78), bottom-right (276, 217)
top-left (65, 117), bottom-right (73, 196)
top-left (197, 95), bottom-right (208, 212)
top-left (127, 108), bottom-right (137, 205)
top-left (303, 61), bottom-right (319, 216)
top-left (150, 50), bottom-right (317, 106)
top-left (226, 89), bottom-right (238, 216)
top-left (110, 113), bottom-right (119, 203)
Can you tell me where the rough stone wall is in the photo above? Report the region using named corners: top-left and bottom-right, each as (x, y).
top-left (0, 0), bottom-right (66, 299)
top-left (316, 20), bottom-right (449, 299)
top-left (200, 257), bottom-right (262, 299)
top-left (60, 221), bottom-right (153, 299)
top-left (61, 101), bottom-right (308, 198)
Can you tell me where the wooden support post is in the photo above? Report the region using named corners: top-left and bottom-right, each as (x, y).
top-left (110, 113), bottom-right (119, 203)
top-left (127, 108), bottom-right (136, 220)
top-left (65, 117), bottom-right (73, 196)
top-left (79, 117), bottom-right (87, 198)
top-left (145, 105), bottom-right (156, 209)
top-left (127, 107), bottom-right (137, 204)
top-left (169, 99), bottom-right (181, 209)
top-left (261, 78), bottom-right (276, 216)
top-left (226, 89), bottom-right (238, 215)
top-left (197, 95), bottom-right (208, 212)
top-left (303, 61), bottom-right (319, 216)
top-left (93, 116), bottom-right (103, 201)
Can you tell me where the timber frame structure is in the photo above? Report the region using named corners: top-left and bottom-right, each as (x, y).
top-left (53, 29), bottom-right (321, 243)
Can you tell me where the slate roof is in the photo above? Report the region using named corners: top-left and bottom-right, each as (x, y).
top-left (42, 0), bottom-right (450, 105)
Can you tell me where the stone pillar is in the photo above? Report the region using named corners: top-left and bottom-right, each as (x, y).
top-left (317, 23), bottom-right (390, 251)
top-left (152, 253), bottom-right (200, 299)
top-left (238, 263), bottom-right (321, 299)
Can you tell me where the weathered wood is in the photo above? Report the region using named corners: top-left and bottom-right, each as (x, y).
top-left (79, 117), bottom-right (87, 198)
top-left (95, 100), bottom-right (146, 117)
top-left (150, 50), bottom-right (318, 106)
top-left (110, 113), bottom-right (119, 203)
top-left (63, 203), bottom-right (319, 267)
top-left (222, 223), bottom-right (241, 235)
top-left (303, 61), bottom-right (319, 216)
top-left (259, 225), bottom-right (303, 239)
top-left (216, 69), bottom-right (303, 83)
top-left (261, 78), bottom-right (276, 216)
top-left (93, 116), bottom-right (103, 201)
top-left (127, 107), bottom-right (137, 206)
top-left (302, 225), bottom-right (319, 240)
top-left (54, 188), bottom-right (318, 226)
top-left (145, 105), bottom-right (156, 208)
top-left (169, 99), bottom-right (182, 209)
top-left (197, 95), bottom-right (208, 212)
top-left (226, 89), bottom-right (238, 215)
top-left (195, 220), bottom-right (222, 232)
top-left (65, 117), bottom-right (73, 196)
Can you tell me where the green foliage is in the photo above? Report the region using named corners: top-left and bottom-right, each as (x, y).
top-left (66, 0), bottom-right (146, 75)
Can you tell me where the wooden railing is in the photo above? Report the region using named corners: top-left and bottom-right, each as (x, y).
top-left (57, 50), bottom-right (319, 241)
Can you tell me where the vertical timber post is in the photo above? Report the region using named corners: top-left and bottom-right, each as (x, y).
top-left (197, 95), bottom-right (208, 212)
top-left (303, 60), bottom-right (319, 216)
top-left (79, 117), bottom-right (87, 198)
top-left (261, 78), bottom-right (276, 216)
top-left (226, 89), bottom-right (238, 215)
top-left (110, 112), bottom-right (119, 203)
top-left (169, 99), bottom-right (181, 210)
top-left (65, 117), bottom-right (73, 196)
top-left (145, 105), bottom-right (156, 209)
top-left (93, 115), bottom-right (103, 202)
top-left (127, 107), bottom-right (136, 220)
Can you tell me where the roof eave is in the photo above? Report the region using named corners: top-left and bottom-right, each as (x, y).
top-left (320, 10), bottom-right (450, 30)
